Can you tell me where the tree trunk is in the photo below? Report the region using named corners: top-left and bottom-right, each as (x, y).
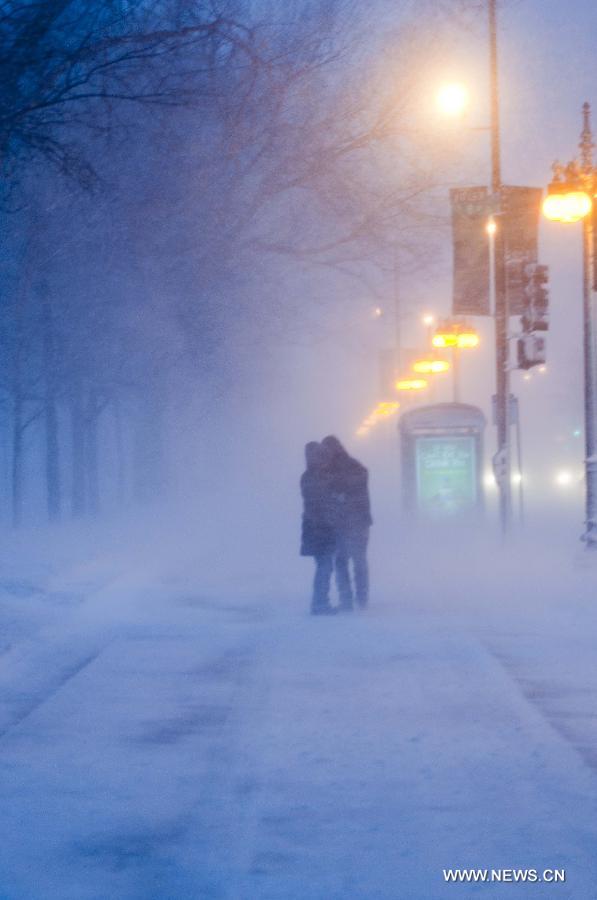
top-left (11, 266), bottom-right (27, 529)
top-left (41, 284), bottom-right (61, 521)
top-left (71, 387), bottom-right (86, 517)
top-left (113, 398), bottom-right (126, 506)
top-left (133, 390), bottom-right (165, 503)
top-left (85, 391), bottom-right (99, 516)
top-left (45, 399), bottom-right (60, 521)
top-left (11, 393), bottom-right (23, 529)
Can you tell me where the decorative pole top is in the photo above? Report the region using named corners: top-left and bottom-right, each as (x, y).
top-left (580, 101), bottom-right (594, 174)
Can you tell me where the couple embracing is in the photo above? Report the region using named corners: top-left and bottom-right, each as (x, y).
top-left (300, 435), bottom-right (372, 615)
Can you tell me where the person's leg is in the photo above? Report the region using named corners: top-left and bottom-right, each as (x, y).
top-left (312, 554), bottom-right (334, 612)
top-left (351, 528), bottom-right (370, 607)
top-left (334, 532), bottom-right (353, 610)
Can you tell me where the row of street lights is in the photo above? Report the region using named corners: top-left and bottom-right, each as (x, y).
top-left (435, 87), bottom-right (596, 543)
top-left (434, 4), bottom-right (597, 547)
top-left (356, 314), bottom-right (481, 437)
top-left (366, 7), bottom-right (595, 546)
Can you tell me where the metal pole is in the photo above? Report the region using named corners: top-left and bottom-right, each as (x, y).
top-left (489, 0), bottom-right (511, 536)
top-left (452, 346), bottom-right (460, 402)
top-left (580, 104), bottom-right (597, 546)
top-left (394, 245), bottom-right (401, 374)
top-left (582, 213), bottom-right (597, 545)
top-left (489, 0), bottom-right (501, 195)
top-left (515, 410), bottom-right (525, 526)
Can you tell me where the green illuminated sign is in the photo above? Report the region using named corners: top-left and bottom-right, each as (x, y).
top-left (415, 436), bottom-right (477, 517)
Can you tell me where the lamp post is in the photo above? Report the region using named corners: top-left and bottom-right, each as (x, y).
top-left (488, 0), bottom-right (512, 539)
top-left (422, 313), bottom-right (435, 347)
top-left (437, 0), bottom-right (511, 535)
top-left (543, 103), bottom-right (597, 547)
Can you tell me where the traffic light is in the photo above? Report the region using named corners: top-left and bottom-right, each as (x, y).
top-left (517, 263), bottom-right (548, 371)
top-left (517, 333), bottom-right (546, 370)
top-left (521, 263), bottom-right (549, 333)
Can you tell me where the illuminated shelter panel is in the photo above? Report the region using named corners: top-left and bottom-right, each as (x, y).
top-left (415, 435), bottom-right (477, 517)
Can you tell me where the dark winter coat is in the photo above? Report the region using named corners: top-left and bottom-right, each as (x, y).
top-left (300, 464), bottom-right (336, 557)
top-left (325, 448), bottom-right (373, 533)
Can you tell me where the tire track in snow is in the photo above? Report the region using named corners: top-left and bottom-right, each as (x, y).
top-left (53, 618), bottom-right (273, 899)
top-left (0, 637), bottom-right (113, 741)
top-left (480, 635), bottom-right (597, 773)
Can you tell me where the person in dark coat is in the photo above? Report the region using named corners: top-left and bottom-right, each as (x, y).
top-left (300, 442), bottom-right (337, 615)
top-left (321, 435), bottom-right (372, 611)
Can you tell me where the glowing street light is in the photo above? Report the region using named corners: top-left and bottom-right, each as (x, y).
top-left (457, 331), bottom-right (480, 349)
top-left (356, 400), bottom-right (400, 437)
top-left (555, 469), bottom-right (573, 488)
top-left (436, 82), bottom-right (469, 118)
top-left (432, 333), bottom-right (457, 348)
top-left (432, 330), bottom-right (480, 349)
top-left (412, 358), bottom-right (451, 375)
top-left (421, 312), bottom-right (437, 350)
top-left (542, 190), bottom-right (592, 224)
top-left (431, 320), bottom-right (479, 401)
top-left (395, 378), bottom-right (428, 392)
top-left (376, 401), bottom-right (401, 417)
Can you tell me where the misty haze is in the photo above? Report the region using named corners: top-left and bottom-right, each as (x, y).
top-left (0, 0), bottom-right (596, 897)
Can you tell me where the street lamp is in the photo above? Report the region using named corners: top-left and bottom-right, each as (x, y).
top-left (436, 0), bottom-right (511, 537)
top-left (356, 400), bottom-right (401, 437)
top-left (432, 330), bottom-right (480, 349)
top-left (542, 103), bottom-right (597, 547)
top-left (395, 378), bottom-right (428, 392)
top-left (436, 83), bottom-right (469, 118)
top-left (543, 190), bottom-right (592, 224)
top-left (412, 358), bottom-right (451, 375)
top-left (431, 320), bottom-right (479, 401)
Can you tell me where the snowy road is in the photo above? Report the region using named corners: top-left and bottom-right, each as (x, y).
top-left (0, 582), bottom-right (596, 899)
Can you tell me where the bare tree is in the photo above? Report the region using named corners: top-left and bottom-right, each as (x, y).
top-left (0, 0), bottom-right (467, 523)
top-left (0, 0), bottom-right (261, 188)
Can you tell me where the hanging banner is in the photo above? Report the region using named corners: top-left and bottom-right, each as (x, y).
top-left (450, 187), bottom-right (491, 316)
top-left (501, 186), bottom-right (543, 315)
top-left (451, 185), bottom-right (543, 317)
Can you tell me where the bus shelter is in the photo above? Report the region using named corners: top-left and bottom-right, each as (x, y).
top-left (399, 403), bottom-right (486, 518)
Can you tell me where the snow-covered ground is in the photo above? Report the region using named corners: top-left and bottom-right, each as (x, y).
top-left (0, 515), bottom-right (596, 899)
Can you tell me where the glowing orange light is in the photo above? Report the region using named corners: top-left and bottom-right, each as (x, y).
top-left (457, 332), bottom-right (480, 349)
top-left (395, 378), bottom-right (428, 392)
top-left (432, 333), bottom-right (457, 348)
top-left (356, 400), bottom-right (400, 435)
top-left (542, 191), bottom-right (592, 224)
top-left (433, 329), bottom-right (479, 349)
top-left (376, 401), bottom-right (401, 417)
top-left (436, 83), bottom-right (469, 117)
top-left (486, 218), bottom-right (497, 235)
top-left (412, 358), bottom-right (451, 375)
